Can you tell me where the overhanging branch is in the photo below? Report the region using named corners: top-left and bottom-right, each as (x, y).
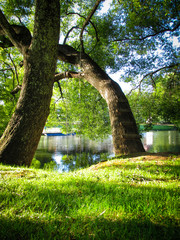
top-left (57, 44), bottom-right (81, 65)
top-left (128, 63), bottom-right (180, 95)
top-left (66, 12), bottom-right (99, 46)
top-left (0, 10), bottom-right (22, 51)
top-left (9, 71), bottom-right (84, 96)
top-left (142, 63), bottom-right (179, 79)
top-left (114, 22), bottom-right (180, 42)
top-left (54, 71), bottom-right (84, 98)
top-left (54, 71), bottom-right (84, 82)
top-left (10, 85), bottom-right (22, 95)
top-left (63, 26), bottom-right (80, 45)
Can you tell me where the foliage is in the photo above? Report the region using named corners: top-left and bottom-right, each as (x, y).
top-left (154, 73), bottom-right (180, 127)
top-left (0, 48), bottom-right (23, 135)
top-left (127, 72), bottom-right (180, 127)
top-left (43, 161), bottom-right (58, 171)
top-left (0, 155), bottom-right (179, 239)
top-left (47, 78), bottom-right (111, 139)
top-left (30, 157), bottom-right (41, 169)
top-left (0, 0), bottom-right (34, 18)
top-left (128, 91), bottom-right (158, 125)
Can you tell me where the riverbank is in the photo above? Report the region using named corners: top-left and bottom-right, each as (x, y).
top-left (139, 124), bottom-right (179, 131)
top-left (0, 153), bottom-right (179, 240)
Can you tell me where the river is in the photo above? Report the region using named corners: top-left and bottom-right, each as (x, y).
top-left (35, 130), bottom-right (180, 172)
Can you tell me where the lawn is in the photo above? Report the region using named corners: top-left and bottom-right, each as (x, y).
top-left (0, 154), bottom-right (179, 240)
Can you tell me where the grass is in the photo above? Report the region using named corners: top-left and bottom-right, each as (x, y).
top-left (0, 154), bottom-right (180, 240)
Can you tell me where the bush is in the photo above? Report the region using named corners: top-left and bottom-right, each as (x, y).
top-left (30, 158), bottom-right (41, 169)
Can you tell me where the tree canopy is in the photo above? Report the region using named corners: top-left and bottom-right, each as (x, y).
top-left (0, 0), bottom-right (179, 139)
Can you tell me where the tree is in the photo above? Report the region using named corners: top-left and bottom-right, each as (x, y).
top-left (0, 0), bottom-right (60, 166)
top-left (0, 0), bottom-right (146, 166)
top-left (47, 0), bottom-right (180, 138)
top-left (1, 0), bottom-right (179, 166)
top-left (152, 73), bottom-right (180, 127)
top-left (128, 72), bottom-right (180, 128)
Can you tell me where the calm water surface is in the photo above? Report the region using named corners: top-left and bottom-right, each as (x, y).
top-left (35, 130), bottom-right (180, 172)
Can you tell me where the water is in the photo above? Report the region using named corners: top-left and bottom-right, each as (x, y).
top-left (35, 130), bottom-right (180, 172)
top-left (142, 130), bottom-right (180, 153)
top-left (35, 135), bottom-right (113, 172)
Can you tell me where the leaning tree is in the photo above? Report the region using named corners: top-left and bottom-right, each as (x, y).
top-left (0, 0), bottom-right (179, 166)
top-left (0, 0), bottom-right (60, 166)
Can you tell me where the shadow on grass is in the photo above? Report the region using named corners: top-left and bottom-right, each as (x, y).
top-left (0, 175), bottom-right (179, 240)
top-left (0, 213), bottom-right (179, 240)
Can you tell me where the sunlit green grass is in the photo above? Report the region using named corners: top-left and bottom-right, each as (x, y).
top-left (0, 155), bottom-right (179, 240)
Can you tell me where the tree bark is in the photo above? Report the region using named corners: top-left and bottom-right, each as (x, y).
top-left (58, 45), bottom-right (145, 155)
top-left (0, 0), bottom-right (60, 166)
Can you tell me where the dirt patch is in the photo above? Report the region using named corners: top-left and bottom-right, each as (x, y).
top-left (130, 152), bottom-right (178, 161)
top-left (0, 169), bottom-right (37, 178)
top-left (89, 152), bottom-right (180, 170)
top-left (118, 152), bottom-right (180, 161)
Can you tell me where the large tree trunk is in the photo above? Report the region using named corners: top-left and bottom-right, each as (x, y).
top-left (58, 45), bottom-right (145, 155)
top-left (81, 54), bottom-right (145, 155)
top-left (0, 0), bottom-right (60, 166)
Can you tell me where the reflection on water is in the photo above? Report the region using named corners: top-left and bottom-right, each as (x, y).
top-left (35, 131), bottom-right (180, 172)
top-left (35, 135), bottom-right (113, 172)
top-left (38, 135), bottom-right (113, 154)
top-left (142, 131), bottom-right (180, 153)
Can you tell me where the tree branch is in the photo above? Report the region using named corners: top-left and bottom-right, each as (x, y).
top-left (10, 85), bottom-right (22, 95)
top-left (57, 44), bottom-right (81, 65)
top-left (128, 63), bottom-right (180, 95)
top-left (54, 71), bottom-right (84, 82)
top-left (9, 70), bottom-right (84, 96)
top-left (80, 0), bottom-right (102, 52)
top-left (63, 26), bottom-right (80, 45)
top-left (54, 71), bottom-right (85, 98)
top-left (66, 12), bottom-right (99, 46)
top-left (8, 52), bottom-right (19, 85)
top-left (0, 11), bottom-right (32, 52)
top-left (142, 63), bottom-right (179, 79)
top-left (0, 10), bottom-right (23, 51)
top-left (56, 81), bottom-right (63, 98)
top-left (114, 22), bottom-right (180, 42)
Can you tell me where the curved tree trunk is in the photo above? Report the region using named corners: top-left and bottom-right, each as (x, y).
top-left (58, 45), bottom-right (145, 155)
top-left (0, 0), bottom-right (60, 166)
top-left (81, 54), bottom-right (145, 155)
